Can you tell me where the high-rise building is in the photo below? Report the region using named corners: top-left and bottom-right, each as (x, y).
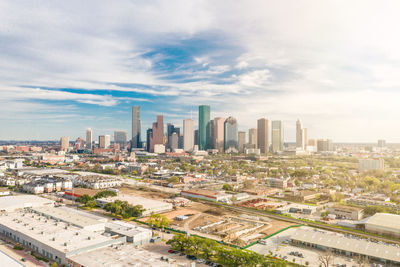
top-left (99, 135), bottom-right (111, 149)
top-left (257, 118), bottom-right (269, 154)
top-left (114, 130), bottom-right (127, 149)
top-left (224, 117), bottom-right (238, 153)
top-left (317, 139), bottom-right (333, 152)
top-left (238, 131), bottom-right (246, 153)
top-left (146, 128), bottom-right (152, 152)
top-left (213, 117), bottom-right (225, 153)
top-left (183, 119), bottom-right (194, 152)
top-left (131, 106), bottom-right (141, 149)
top-left (194, 130), bottom-right (199, 146)
top-left (149, 115), bottom-right (164, 153)
top-left (170, 132), bottom-right (179, 151)
top-left (378, 139), bottom-right (386, 148)
top-left (86, 128), bottom-right (92, 149)
top-left (296, 119), bottom-right (303, 149)
top-left (167, 123), bottom-right (180, 150)
top-left (271, 120), bottom-right (283, 153)
top-left (248, 128), bottom-right (257, 148)
top-left (302, 128), bottom-right (308, 149)
top-left (198, 105), bottom-right (211, 150)
top-left (75, 137), bottom-right (84, 150)
top-left (209, 120), bottom-right (215, 149)
top-left (60, 136), bottom-right (70, 151)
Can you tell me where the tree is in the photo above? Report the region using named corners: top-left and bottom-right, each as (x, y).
top-left (94, 190), bottom-right (117, 199)
top-left (318, 251), bottom-right (335, 267)
top-left (76, 194), bottom-right (94, 205)
top-left (168, 176), bottom-right (180, 184)
top-left (223, 184), bottom-right (233, 191)
top-left (147, 214), bottom-right (170, 228)
top-left (85, 200), bottom-right (97, 209)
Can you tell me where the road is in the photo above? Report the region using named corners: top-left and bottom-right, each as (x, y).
top-left (197, 200), bottom-right (400, 245)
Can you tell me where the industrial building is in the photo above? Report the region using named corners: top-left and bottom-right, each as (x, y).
top-left (329, 205), bottom-right (364, 220)
top-left (105, 221), bottom-right (152, 245)
top-left (291, 228), bottom-right (400, 265)
top-left (181, 189), bottom-right (233, 203)
top-left (96, 194), bottom-right (173, 216)
top-left (0, 195), bottom-right (54, 212)
top-left (359, 213), bottom-right (400, 238)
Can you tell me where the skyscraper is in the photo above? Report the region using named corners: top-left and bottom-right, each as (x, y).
top-left (99, 135), bottom-right (111, 149)
top-left (170, 132), bottom-right (179, 151)
top-left (213, 117), bottom-right (225, 153)
top-left (224, 117), bottom-right (238, 153)
top-left (248, 128), bottom-right (257, 148)
top-left (146, 128), bottom-right (152, 152)
top-left (238, 131), bottom-right (246, 153)
top-left (257, 118), bottom-right (269, 154)
top-left (271, 120), bottom-right (283, 153)
top-left (114, 130), bottom-right (127, 149)
top-left (302, 128), bottom-right (308, 149)
top-left (296, 119), bottom-right (303, 149)
top-left (131, 106), bottom-right (141, 149)
top-left (198, 105), bottom-right (210, 150)
top-left (149, 115), bottom-right (164, 153)
top-left (60, 136), bottom-right (70, 151)
top-left (86, 128), bottom-right (92, 149)
top-left (183, 118), bottom-right (194, 152)
top-left (209, 120), bottom-right (215, 149)
top-left (194, 130), bottom-right (199, 146)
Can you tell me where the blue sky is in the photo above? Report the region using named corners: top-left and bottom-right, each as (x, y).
top-left (1, 0), bottom-right (400, 142)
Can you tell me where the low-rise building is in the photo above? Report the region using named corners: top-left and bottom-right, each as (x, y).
top-left (105, 221), bottom-right (152, 245)
top-left (329, 205), bottom-right (364, 220)
top-left (181, 189), bottom-right (232, 203)
top-left (360, 213), bottom-right (400, 238)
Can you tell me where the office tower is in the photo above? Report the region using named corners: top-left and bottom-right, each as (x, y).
top-left (296, 119), bottom-right (303, 149)
top-left (238, 131), bottom-right (246, 153)
top-left (114, 130), bottom-right (127, 149)
top-left (60, 136), bottom-right (70, 151)
top-left (198, 105), bottom-right (210, 150)
top-left (194, 130), bottom-right (199, 146)
top-left (378, 139), bottom-right (386, 148)
top-left (317, 139), bottom-right (333, 152)
top-left (209, 120), bottom-right (215, 149)
top-left (86, 128), bottom-right (92, 149)
top-left (131, 106), bottom-right (141, 148)
top-left (257, 118), bottom-right (269, 154)
top-left (170, 132), bottom-right (179, 151)
top-left (99, 135), bottom-right (111, 149)
top-left (183, 119), bottom-right (194, 152)
top-left (224, 117), bottom-right (238, 153)
top-left (167, 123), bottom-right (181, 149)
top-left (271, 120), bottom-right (283, 153)
top-left (146, 128), bottom-right (152, 152)
top-left (302, 128), bottom-right (308, 149)
top-left (248, 128), bottom-right (257, 148)
top-left (213, 117), bottom-right (225, 153)
top-left (75, 137), bottom-right (85, 150)
top-left (308, 139), bottom-right (317, 146)
top-left (149, 115), bottom-right (165, 153)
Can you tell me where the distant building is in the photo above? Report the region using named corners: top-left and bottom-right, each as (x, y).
top-left (114, 131), bottom-right (127, 149)
top-left (149, 115), bottom-right (164, 153)
top-left (86, 128), bottom-right (92, 149)
top-left (99, 135), bottom-right (111, 149)
top-left (198, 105), bottom-right (211, 150)
top-left (271, 120), bottom-right (283, 153)
top-left (183, 118), bottom-right (194, 152)
top-left (75, 137), bottom-right (85, 150)
top-left (131, 106), bottom-right (141, 148)
top-left (377, 139), bottom-right (386, 148)
top-left (238, 131), bottom-right (246, 153)
top-left (317, 139), bottom-right (333, 152)
top-left (224, 117), bottom-right (238, 153)
top-left (248, 128), bottom-right (257, 148)
top-left (361, 213), bottom-right (400, 238)
top-left (296, 119), bottom-right (303, 149)
top-left (181, 189), bottom-right (232, 203)
top-left (60, 136), bottom-right (70, 151)
top-left (213, 117), bottom-right (225, 153)
top-left (329, 205), bottom-right (364, 220)
top-left (358, 158), bottom-right (384, 171)
top-left (257, 118), bottom-right (269, 154)
top-left (194, 129), bottom-right (199, 146)
top-left (169, 132), bottom-right (179, 151)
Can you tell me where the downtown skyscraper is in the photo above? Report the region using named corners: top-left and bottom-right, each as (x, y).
top-left (131, 106), bottom-right (141, 149)
top-left (198, 105), bottom-right (211, 150)
top-left (257, 118), bottom-right (269, 154)
top-left (224, 117), bottom-right (238, 153)
top-left (149, 115), bottom-right (165, 153)
top-left (86, 128), bottom-right (92, 149)
top-left (271, 120), bottom-right (283, 153)
top-left (183, 118), bottom-right (194, 152)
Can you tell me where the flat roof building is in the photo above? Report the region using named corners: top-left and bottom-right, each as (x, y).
top-left (0, 195), bottom-right (54, 213)
top-left (361, 213), bottom-right (400, 238)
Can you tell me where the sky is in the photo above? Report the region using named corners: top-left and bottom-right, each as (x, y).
top-left (1, 0), bottom-right (400, 142)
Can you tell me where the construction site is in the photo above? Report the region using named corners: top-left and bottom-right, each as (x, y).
top-left (237, 198), bottom-right (286, 211)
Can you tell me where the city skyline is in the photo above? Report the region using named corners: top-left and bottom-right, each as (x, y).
top-left (2, 1), bottom-right (400, 142)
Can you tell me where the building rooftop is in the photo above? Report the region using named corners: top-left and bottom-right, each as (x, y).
top-left (0, 210), bottom-right (118, 254)
top-left (97, 194), bottom-right (171, 210)
top-left (67, 243), bottom-right (170, 267)
top-left (291, 228), bottom-right (400, 263)
top-left (31, 206), bottom-right (105, 230)
top-left (332, 205), bottom-right (363, 212)
top-left (105, 221), bottom-right (151, 237)
top-left (181, 188), bottom-right (225, 197)
top-left (0, 250), bottom-right (25, 267)
top-left (363, 213), bottom-right (400, 232)
top-left (0, 195), bottom-right (54, 212)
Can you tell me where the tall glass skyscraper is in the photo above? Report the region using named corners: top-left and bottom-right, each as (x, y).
top-left (131, 106), bottom-right (141, 148)
top-left (224, 116), bottom-right (238, 152)
top-left (198, 105), bottom-right (210, 150)
top-left (271, 120), bottom-right (283, 153)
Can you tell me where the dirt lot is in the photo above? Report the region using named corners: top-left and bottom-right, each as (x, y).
top-left (119, 185), bottom-right (171, 200)
top-left (262, 219), bottom-right (295, 235)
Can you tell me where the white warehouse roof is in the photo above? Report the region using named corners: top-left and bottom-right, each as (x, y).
top-left (0, 195), bottom-right (54, 212)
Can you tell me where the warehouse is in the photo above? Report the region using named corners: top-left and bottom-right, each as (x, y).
top-left (360, 213), bottom-right (400, 238)
top-left (291, 228), bottom-right (400, 265)
top-left (329, 205), bottom-right (364, 220)
top-left (181, 189), bottom-right (232, 203)
top-left (105, 221), bottom-right (152, 245)
top-left (0, 195), bottom-right (54, 212)
top-left (0, 209), bottom-right (125, 265)
top-left (96, 194), bottom-right (173, 216)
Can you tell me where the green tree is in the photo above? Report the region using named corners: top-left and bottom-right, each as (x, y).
top-left (223, 184), bottom-right (233, 191)
top-left (147, 214), bottom-right (170, 228)
top-left (168, 176), bottom-right (180, 184)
